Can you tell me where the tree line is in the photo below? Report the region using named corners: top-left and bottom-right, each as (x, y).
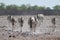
top-left (0, 3), bottom-right (60, 11)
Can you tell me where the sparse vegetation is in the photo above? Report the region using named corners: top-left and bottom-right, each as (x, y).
top-left (0, 3), bottom-right (60, 15)
top-left (0, 3), bottom-right (60, 10)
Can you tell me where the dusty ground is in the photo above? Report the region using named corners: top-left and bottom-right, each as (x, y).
top-left (0, 28), bottom-right (60, 40)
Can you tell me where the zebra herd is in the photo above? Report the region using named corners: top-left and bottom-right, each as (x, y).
top-left (7, 14), bottom-right (44, 33)
top-left (7, 14), bottom-right (56, 34)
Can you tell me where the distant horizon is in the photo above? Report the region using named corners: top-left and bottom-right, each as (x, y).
top-left (0, 0), bottom-right (60, 9)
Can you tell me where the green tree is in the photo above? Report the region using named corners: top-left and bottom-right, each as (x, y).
top-left (6, 5), bottom-right (18, 10)
top-left (38, 6), bottom-right (45, 10)
top-left (32, 5), bottom-right (39, 10)
top-left (53, 5), bottom-right (60, 10)
top-left (0, 3), bottom-right (5, 10)
top-left (46, 7), bottom-right (51, 10)
top-left (26, 4), bottom-right (32, 10)
top-left (19, 4), bottom-right (27, 10)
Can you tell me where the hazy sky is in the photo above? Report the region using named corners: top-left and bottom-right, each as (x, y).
top-left (0, 0), bottom-right (60, 8)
